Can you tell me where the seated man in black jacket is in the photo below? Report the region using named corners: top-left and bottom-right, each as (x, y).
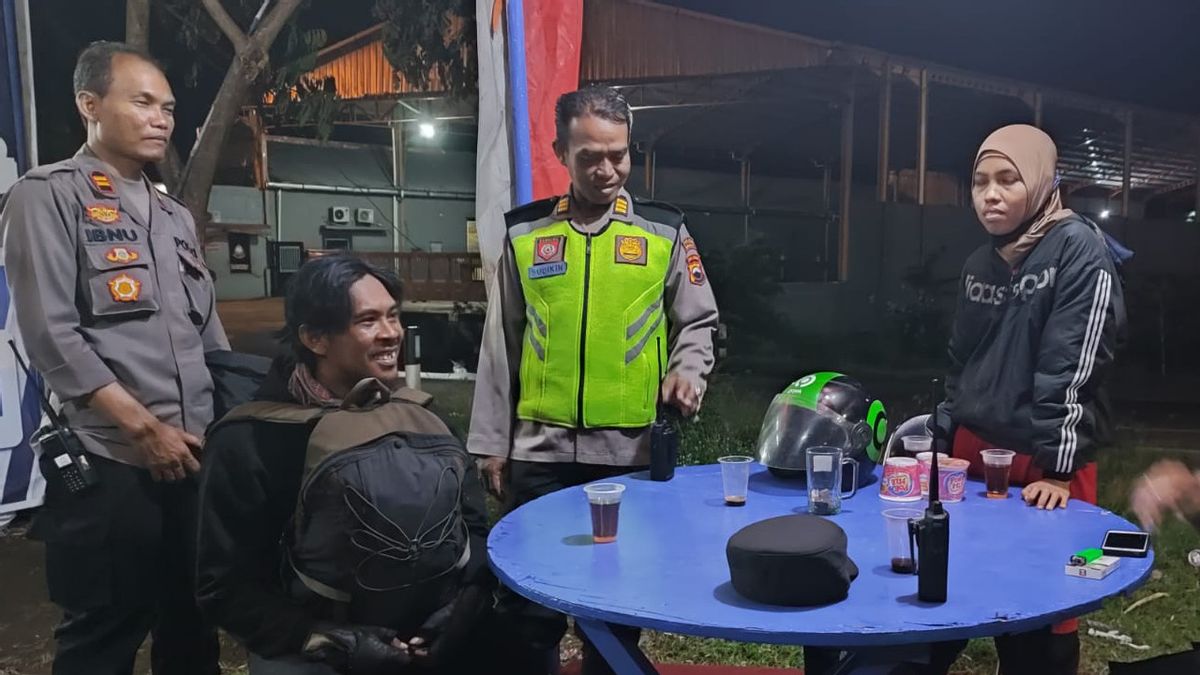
top-left (195, 255), bottom-right (496, 675)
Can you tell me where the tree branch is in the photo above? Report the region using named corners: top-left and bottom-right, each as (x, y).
top-left (253, 0), bottom-right (305, 47)
top-left (200, 0), bottom-right (249, 53)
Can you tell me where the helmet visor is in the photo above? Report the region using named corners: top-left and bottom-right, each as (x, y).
top-left (755, 395), bottom-right (855, 471)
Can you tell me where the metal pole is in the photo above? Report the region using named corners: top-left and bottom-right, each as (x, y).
top-left (839, 87), bottom-right (855, 282)
top-left (650, 149), bottom-right (657, 199)
top-left (644, 147), bottom-right (653, 195)
top-left (917, 69), bottom-right (929, 206)
top-left (877, 64), bottom-right (892, 202)
top-left (404, 324), bottom-right (422, 390)
top-left (740, 158), bottom-right (751, 244)
top-left (391, 116), bottom-right (406, 253)
top-left (1194, 132), bottom-right (1200, 220)
top-left (1034, 91), bottom-right (1044, 128)
top-left (1122, 110), bottom-right (1133, 218)
top-left (274, 189), bottom-right (283, 241)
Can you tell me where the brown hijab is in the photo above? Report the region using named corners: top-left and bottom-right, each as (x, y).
top-left (974, 124), bottom-right (1074, 266)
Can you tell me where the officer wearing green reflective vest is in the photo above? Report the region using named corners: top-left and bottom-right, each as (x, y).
top-left (467, 87), bottom-right (719, 674)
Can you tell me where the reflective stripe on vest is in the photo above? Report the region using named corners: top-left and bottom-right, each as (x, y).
top-left (511, 219), bottom-right (671, 428)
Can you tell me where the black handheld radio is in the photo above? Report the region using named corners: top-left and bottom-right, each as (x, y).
top-left (910, 377), bottom-right (950, 603)
top-left (649, 337), bottom-right (678, 481)
top-left (7, 341), bottom-right (99, 494)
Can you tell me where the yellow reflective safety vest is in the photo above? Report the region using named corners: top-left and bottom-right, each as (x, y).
top-left (506, 195), bottom-right (683, 428)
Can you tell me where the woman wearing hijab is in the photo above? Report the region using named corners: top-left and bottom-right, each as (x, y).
top-left (925, 124), bottom-right (1127, 674)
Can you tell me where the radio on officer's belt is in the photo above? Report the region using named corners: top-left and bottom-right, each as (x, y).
top-left (9, 341), bottom-right (99, 493)
top-left (650, 338), bottom-right (678, 482)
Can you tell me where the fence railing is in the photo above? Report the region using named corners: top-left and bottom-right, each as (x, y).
top-left (316, 251), bottom-right (486, 303)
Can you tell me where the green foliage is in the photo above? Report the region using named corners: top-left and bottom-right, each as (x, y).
top-left (702, 241), bottom-right (800, 365)
top-left (372, 0), bottom-right (477, 98)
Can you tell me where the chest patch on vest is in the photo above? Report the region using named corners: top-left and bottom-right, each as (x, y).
top-left (534, 235), bottom-right (565, 263)
top-left (615, 235), bottom-right (647, 265)
top-left (528, 261), bottom-right (568, 279)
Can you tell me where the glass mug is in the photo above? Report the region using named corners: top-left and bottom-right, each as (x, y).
top-left (806, 446), bottom-right (858, 515)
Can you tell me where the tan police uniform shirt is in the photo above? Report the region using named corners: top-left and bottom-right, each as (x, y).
top-left (468, 189), bottom-right (719, 466)
top-left (0, 146), bottom-right (229, 466)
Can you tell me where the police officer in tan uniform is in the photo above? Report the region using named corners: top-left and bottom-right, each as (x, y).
top-left (469, 87), bottom-right (719, 675)
top-left (0, 42), bottom-right (227, 675)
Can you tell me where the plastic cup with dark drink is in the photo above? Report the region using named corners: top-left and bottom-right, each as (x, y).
top-left (884, 508), bottom-right (923, 574)
top-left (584, 483), bottom-right (625, 543)
top-left (719, 455), bottom-right (753, 506)
top-left (981, 449), bottom-right (1016, 499)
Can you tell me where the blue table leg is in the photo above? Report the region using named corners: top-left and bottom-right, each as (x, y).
top-left (574, 618), bottom-right (659, 675)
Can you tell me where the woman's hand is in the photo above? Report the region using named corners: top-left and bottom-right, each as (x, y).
top-left (1023, 478), bottom-right (1071, 510)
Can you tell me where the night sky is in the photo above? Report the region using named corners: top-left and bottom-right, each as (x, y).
top-left (27, 0), bottom-right (1200, 163)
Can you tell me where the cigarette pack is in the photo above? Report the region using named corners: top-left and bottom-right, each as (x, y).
top-left (1064, 555), bottom-right (1120, 580)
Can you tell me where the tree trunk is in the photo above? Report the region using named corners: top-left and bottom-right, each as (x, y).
top-left (124, 0), bottom-right (183, 187)
top-left (180, 0), bottom-right (305, 241)
top-left (125, 0), bottom-right (150, 49)
top-left (179, 54), bottom-right (258, 241)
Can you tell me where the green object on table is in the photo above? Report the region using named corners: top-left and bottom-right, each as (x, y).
top-left (1070, 547), bottom-right (1104, 566)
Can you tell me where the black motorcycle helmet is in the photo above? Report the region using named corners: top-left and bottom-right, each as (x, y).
top-left (754, 372), bottom-right (888, 488)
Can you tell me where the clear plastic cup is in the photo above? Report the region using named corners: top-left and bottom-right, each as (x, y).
top-left (901, 435), bottom-right (932, 455)
top-left (981, 449), bottom-right (1016, 499)
top-left (884, 508), bottom-right (923, 574)
top-left (583, 483), bottom-right (626, 543)
top-left (718, 455), bottom-right (754, 507)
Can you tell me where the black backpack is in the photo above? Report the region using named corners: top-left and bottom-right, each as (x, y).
top-left (219, 380), bottom-right (471, 634)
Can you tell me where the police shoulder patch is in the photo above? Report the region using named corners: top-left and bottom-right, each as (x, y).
top-left (631, 198), bottom-right (685, 229)
top-left (22, 160), bottom-right (74, 181)
top-left (505, 197), bottom-right (560, 229)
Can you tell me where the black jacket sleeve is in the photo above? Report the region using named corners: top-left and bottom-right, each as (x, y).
top-left (195, 422), bottom-right (317, 657)
top-left (1030, 229), bottom-right (1125, 475)
top-left (935, 267), bottom-right (972, 444)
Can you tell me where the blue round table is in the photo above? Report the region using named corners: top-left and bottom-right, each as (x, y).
top-left (488, 464), bottom-right (1153, 674)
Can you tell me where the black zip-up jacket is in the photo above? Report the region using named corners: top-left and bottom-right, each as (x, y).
top-left (938, 215), bottom-right (1126, 476)
top-left (194, 358), bottom-right (493, 658)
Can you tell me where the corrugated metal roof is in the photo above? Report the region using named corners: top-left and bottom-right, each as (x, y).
top-left (309, 25), bottom-right (444, 99)
top-left (580, 0), bottom-right (828, 81)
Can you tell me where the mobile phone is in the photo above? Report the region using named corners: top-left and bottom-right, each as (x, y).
top-left (1101, 529), bottom-right (1150, 558)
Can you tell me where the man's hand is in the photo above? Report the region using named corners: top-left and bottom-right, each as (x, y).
top-left (1132, 460), bottom-right (1200, 531)
top-left (131, 420), bottom-right (202, 482)
top-left (477, 456), bottom-right (508, 500)
top-left (1022, 478), bottom-right (1071, 510)
top-left (85, 381), bottom-right (200, 482)
top-left (302, 623), bottom-right (410, 674)
top-left (661, 372), bottom-right (703, 417)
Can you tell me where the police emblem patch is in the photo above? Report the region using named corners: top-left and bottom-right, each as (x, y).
top-left (105, 247), bottom-right (139, 264)
top-left (614, 235), bottom-right (646, 265)
top-left (108, 274), bottom-right (142, 302)
top-left (534, 236), bottom-right (565, 263)
top-left (686, 253), bottom-right (706, 286)
top-left (85, 205), bottom-right (120, 224)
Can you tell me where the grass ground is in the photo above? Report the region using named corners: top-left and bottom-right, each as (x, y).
top-left (1, 374), bottom-right (1196, 674)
